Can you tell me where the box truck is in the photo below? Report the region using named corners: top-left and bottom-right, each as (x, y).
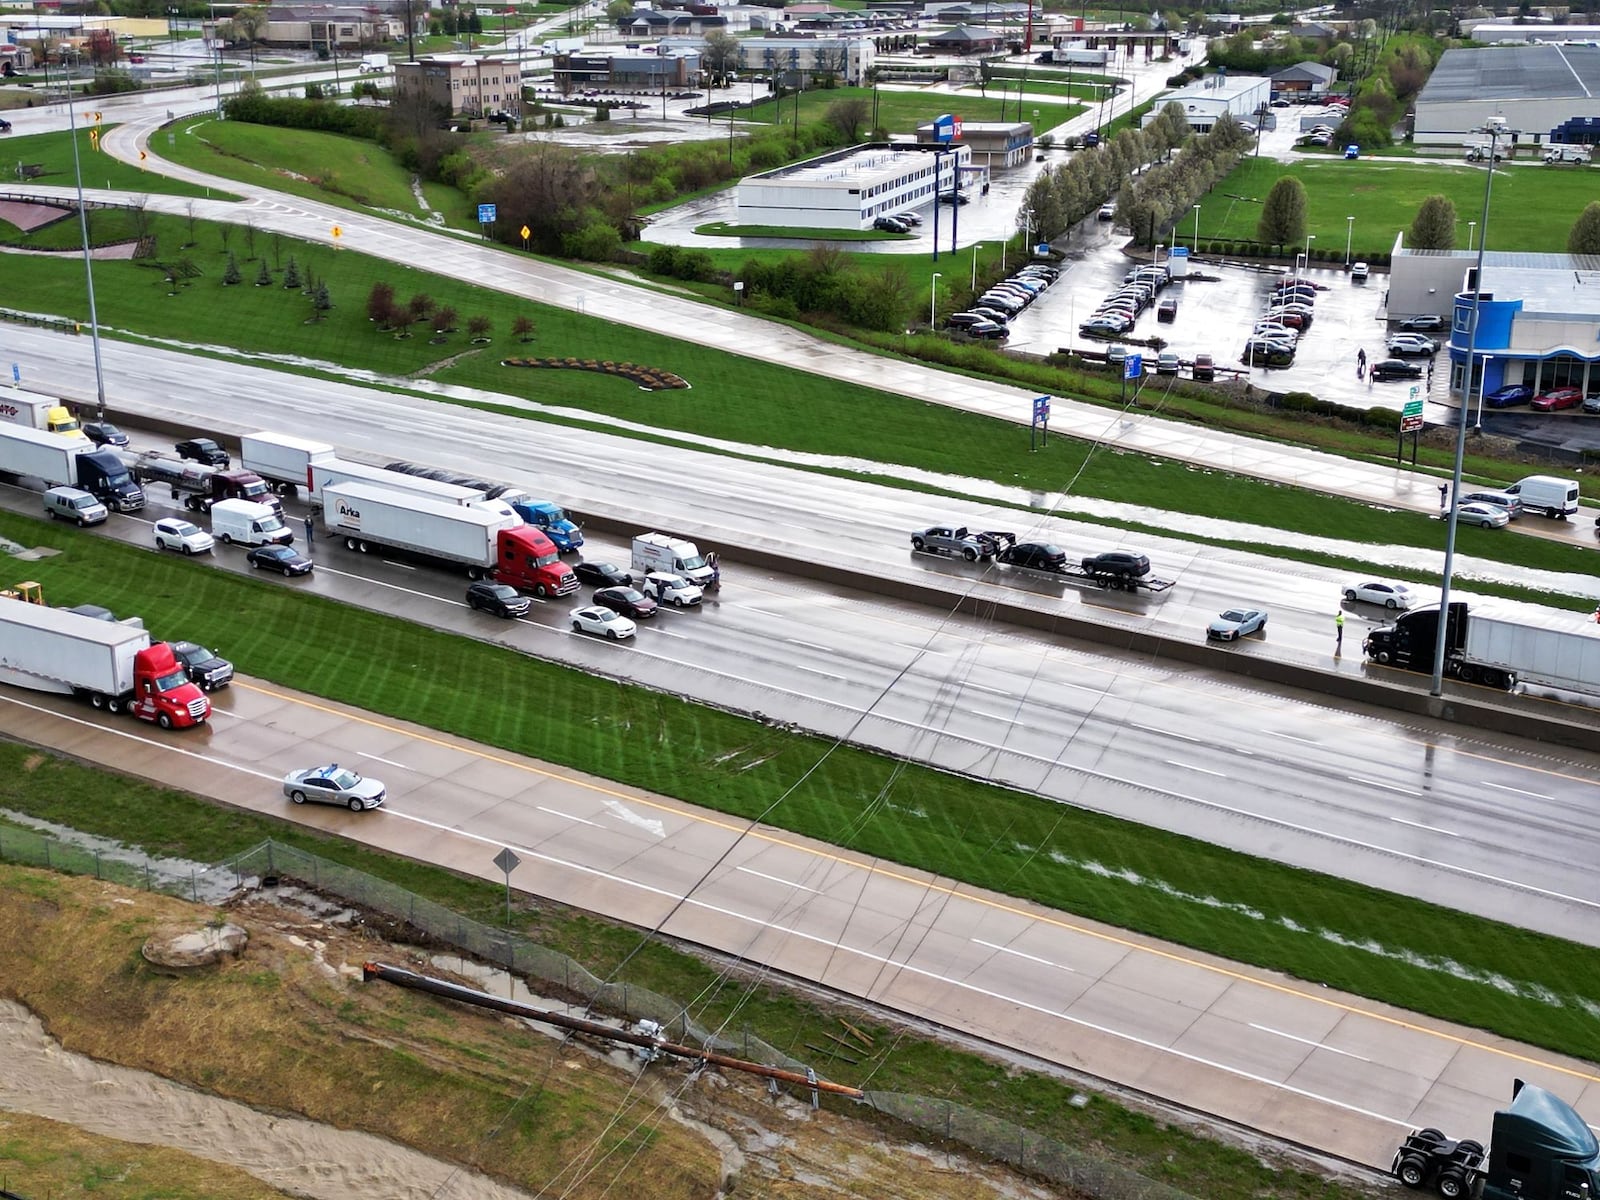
top-left (122, 449), bottom-right (281, 515)
top-left (1364, 602), bottom-right (1600, 694)
top-left (239, 432), bottom-right (336, 496)
top-left (322, 482), bottom-right (577, 594)
top-left (385, 460), bottom-right (585, 552)
top-left (0, 598), bottom-right (211, 728)
top-left (1542, 144), bottom-right (1590, 164)
top-left (632, 532), bottom-right (718, 589)
top-left (0, 425), bottom-right (144, 511)
top-left (0, 389), bottom-right (87, 440)
top-left (211, 498), bottom-right (295, 547)
top-left (359, 52), bottom-right (388, 73)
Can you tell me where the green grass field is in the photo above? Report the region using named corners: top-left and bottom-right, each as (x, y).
top-left (740, 86), bottom-right (1080, 134)
top-left (1203, 157), bottom-right (1597, 255)
top-left (3, 512), bottom-right (1597, 1080)
top-left (956, 78), bottom-right (1111, 101)
top-left (0, 127), bottom-right (225, 200)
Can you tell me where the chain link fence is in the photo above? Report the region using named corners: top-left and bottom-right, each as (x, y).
top-left (2, 831), bottom-right (1195, 1200)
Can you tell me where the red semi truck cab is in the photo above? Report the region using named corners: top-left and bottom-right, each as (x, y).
top-left (494, 527), bottom-right (578, 597)
top-left (130, 644), bottom-right (212, 728)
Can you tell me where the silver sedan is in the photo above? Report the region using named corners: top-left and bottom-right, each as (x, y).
top-left (1207, 608), bottom-right (1268, 642)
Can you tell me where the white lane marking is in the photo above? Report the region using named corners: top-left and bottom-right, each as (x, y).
top-left (1249, 1024), bottom-right (1371, 1062)
top-left (205, 705), bottom-right (243, 720)
top-left (1166, 760), bottom-right (1226, 778)
top-left (382, 805), bottom-right (1418, 1131)
top-left (973, 938), bottom-right (1074, 972)
top-left (1276, 733), bottom-right (1319, 745)
top-left (1389, 817), bottom-right (1459, 838)
top-left (1348, 776), bottom-right (1421, 798)
top-left (1133, 723), bottom-right (1199, 742)
top-left (537, 806), bottom-right (601, 827)
top-left (602, 799), bottom-right (665, 838)
top-left (964, 682), bottom-right (1014, 697)
top-left (358, 751), bottom-right (410, 769)
top-left (736, 866), bottom-right (820, 894)
top-left (1483, 781), bottom-right (1554, 801)
top-left (783, 638), bottom-right (834, 654)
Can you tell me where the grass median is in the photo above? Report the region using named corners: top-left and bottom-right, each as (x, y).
top-left (3, 508), bottom-right (1598, 1080)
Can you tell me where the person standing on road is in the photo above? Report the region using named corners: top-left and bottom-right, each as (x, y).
top-left (1439, 483), bottom-right (1449, 513)
top-left (1357, 348), bottom-right (1367, 377)
top-left (1335, 610), bottom-right (1345, 653)
top-left (303, 513), bottom-right (314, 547)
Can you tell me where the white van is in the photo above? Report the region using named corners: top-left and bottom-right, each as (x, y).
top-left (43, 485), bottom-right (108, 526)
top-left (1503, 475), bottom-right (1580, 519)
top-left (632, 532), bottom-right (715, 587)
top-left (211, 498), bottom-right (294, 546)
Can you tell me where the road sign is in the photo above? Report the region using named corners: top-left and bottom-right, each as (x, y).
top-left (11, 364), bottom-right (19, 384)
top-left (478, 203), bottom-right (498, 224)
top-left (1401, 397), bottom-right (1424, 434)
top-left (493, 847), bottom-right (520, 876)
top-left (519, 224), bottom-right (530, 240)
top-left (1032, 395), bottom-right (1050, 424)
top-left (1124, 353), bottom-right (1142, 380)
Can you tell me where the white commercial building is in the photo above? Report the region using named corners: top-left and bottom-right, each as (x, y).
top-left (1413, 46), bottom-right (1600, 149)
top-left (734, 36), bottom-right (875, 86)
top-left (1142, 73), bottom-right (1269, 132)
top-left (737, 143), bottom-right (972, 230)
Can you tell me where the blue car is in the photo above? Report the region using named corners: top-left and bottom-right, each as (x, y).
top-left (1484, 385), bottom-right (1533, 409)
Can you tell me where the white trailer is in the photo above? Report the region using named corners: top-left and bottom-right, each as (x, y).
top-left (0, 602), bottom-right (148, 701)
top-left (1463, 613), bottom-right (1600, 695)
top-left (322, 482), bottom-right (518, 577)
top-left (240, 432), bottom-right (336, 496)
top-left (0, 388), bottom-right (85, 439)
top-left (310, 457), bottom-right (484, 506)
top-left (0, 424), bottom-right (88, 486)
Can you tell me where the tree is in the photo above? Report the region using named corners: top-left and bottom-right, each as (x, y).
top-left (1568, 201), bottom-right (1600, 253)
top-left (222, 252), bottom-right (241, 285)
top-left (512, 315), bottom-right (536, 342)
top-left (824, 97), bottom-right (870, 141)
top-left (255, 259), bottom-right (273, 287)
top-left (312, 282), bottom-right (333, 318)
top-left (701, 29), bottom-right (740, 85)
top-left (1256, 176), bottom-right (1307, 250)
top-left (433, 306), bottom-right (458, 333)
top-left (467, 315), bottom-right (492, 342)
top-left (1409, 194), bottom-right (1456, 250)
top-left (282, 256), bottom-right (302, 289)
top-left (407, 293), bottom-right (436, 324)
top-left (367, 281), bottom-right (397, 325)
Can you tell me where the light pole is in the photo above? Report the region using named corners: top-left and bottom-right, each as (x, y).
top-left (1433, 116), bottom-right (1510, 696)
top-left (1302, 232), bottom-right (1315, 273)
top-left (930, 272), bottom-right (941, 328)
top-left (1192, 203), bottom-right (1200, 251)
top-left (1468, 220), bottom-right (1477, 253)
top-left (1345, 214), bottom-right (1354, 267)
top-left (1475, 354), bottom-right (1492, 431)
top-left (1021, 205), bottom-right (1033, 257)
top-left (66, 101), bottom-right (108, 420)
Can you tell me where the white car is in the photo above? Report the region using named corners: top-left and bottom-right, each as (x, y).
top-left (1387, 333), bottom-right (1439, 356)
top-left (640, 571), bottom-right (703, 607)
top-left (1457, 501), bottom-right (1510, 529)
top-left (153, 517), bottom-right (215, 555)
top-left (571, 605), bottom-right (637, 640)
top-left (1343, 580), bottom-right (1415, 610)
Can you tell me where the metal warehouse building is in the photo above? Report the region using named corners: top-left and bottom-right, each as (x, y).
top-left (736, 143), bottom-right (973, 230)
top-left (1413, 46), bottom-right (1600, 149)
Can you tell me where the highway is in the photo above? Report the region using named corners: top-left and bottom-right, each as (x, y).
top-left (2, 333), bottom-right (1599, 950)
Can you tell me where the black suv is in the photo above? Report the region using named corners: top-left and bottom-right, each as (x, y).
top-left (1083, 550), bottom-right (1150, 578)
top-left (176, 437), bottom-right (229, 467)
top-left (170, 640), bottom-right (234, 691)
top-left (1000, 542), bottom-right (1067, 571)
top-left (465, 580), bottom-right (531, 619)
top-left (874, 216), bottom-right (910, 233)
top-left (83, 421), bottom-right (129, 448)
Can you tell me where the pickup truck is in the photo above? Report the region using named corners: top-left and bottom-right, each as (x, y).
top-left (910, 525), bottom-right (1016, 562)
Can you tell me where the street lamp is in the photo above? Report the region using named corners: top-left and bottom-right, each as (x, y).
top-left (1302, 232), bottom-right (1316, 273)
top-left (1021, 205), bottom-right (1034, 256)
top-left (1154, 242), bottom-right (1164, 268)
top-left (1192, 203), bottom-right (1200, 251)
top-left (930, 272), bottom-right (941, 328)
top-left (1433, 116), bottom-right (1511, 696)
top-left (1345, 214), bottom-right (1354, 267)
top-left (1468, 220), bottom-right (1477, 253)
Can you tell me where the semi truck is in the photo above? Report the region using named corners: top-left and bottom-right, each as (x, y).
top-left (0, 389), bottom-right (87, 440)
top-left (321, 482), bottom-right (578, 595)
top-left (308, 457), bottom-right (516, 521)
top-left (239, 432), bottom-right (336, 496)
top-left (1392, 1078), bottom-right (1598, 1200)
top-left (1363, 602), bottom-right (1600, 693)
top-left (0, 425), bottom-right (145, 512)
top-left (385, 461), bottom-right (585, 552)
top-left (121, 449), bottom-right (281, 515)
top-left (0, 598), bottom-right (211, 728)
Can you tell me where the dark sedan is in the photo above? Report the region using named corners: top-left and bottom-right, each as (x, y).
top-left (593, 586), bottom-right (658, 619)
top-left (574, 560), bottom-right (632, 588)
top-left (1000, 542), bottom-right (1067, 571)
top-left (83, 421), bottom-right (130, 448)
top-left (465, 580), bottom-right (531, 618)
top-left (1370, 358), bottom-right (1423, 382)
top-left (246, 544), bottom-right (313, 576)
top-left (1483, 385), bottom-right (1533, 409)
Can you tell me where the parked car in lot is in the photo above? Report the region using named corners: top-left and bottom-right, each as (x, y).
top-left (1386, 334), bottom-right (1438, 356)
top-left (1531, 386), bottom-right (1584, 411)
top-left (1351, 262), bottom-right (1370, 282)
top-left (465, 580), bottom-right (532, 619)
top-left (1207, 607), bottom-right (1267, 641)
top-left (153, 517), bottom-right (215, 555)
top-left (246, 544), bottom-right (314, 576)
top-left (1082, 316), bottom-right (1132, 335)
top-left (938, 191), bottom-right (970, 205)
top-left (967, 320), bottom-right (1008, 340)
top-left (1397, 314), bottom-right (1447, 332)
top-left (1456, 501), bottom-right (1510, 528)
top-left (1243, 340), bottom-right (1295, 368)
top-left (1156, 351), bottom-right (1181, 375)
top-left (1483, 384), bottom-right (1533, 408)
top-left (1192, 353), bottom-right (1215, 381)
top-left (83, 421), bottom-right (129, 448)
top-left (574, 560), bottom-right (632, 588)
top-left (946, 312), bottom-right (990, 330)
top-left (873, 216), bottom-right (910, 233)
top-left (593, 586), bottom-right (658, 619)
top-left (1584, 393), bottom-right (1600, 414)
top-left (1343, 580), bottom-right (1415, 609)
top-left (1370, 358), bottom-right (1423, 381)
top-left (283, 763), bottom-right (386, 811)
top-left (1157, 297), bottom-right (1178, 322)
top-left (972, 306), bottom-right (1013, 325)
top-left (893, 211), bottom-right (922, 226)
top-left (571, 605), bottom-right (636, 640)
top-left (176, 437), bottom-right (229, 467)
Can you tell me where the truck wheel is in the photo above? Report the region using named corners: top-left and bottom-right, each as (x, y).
top-left (220, 533), bottom-right (233, 545)
top-left (1437, 1168), bottom-right (1466, 1199)
top-left (1456, 664), bottom-right (1476, 683)
top-left (45, 509), bottom-right (56, 520)
top-left (89, 692), bottom-right (106, 709)
top-left (1418, 1129), bottom-right (1445, 1143)
top-left (1396, 1156), bottom-right (1428, 1189)
top-left (345, 537), bottom-right (359, 551)
top-left (963, 547), bottom-right (978, 562)
top-left (911, 537), bottom-right (925, 551)
top-left (158, 713), bottom-right (173, 730)
top-left (1375, 650), bottom-right (1391, 664)
top-left (106, 696), bottom-right (123, 715)
top-left (1457, 1140), bottom-right (1484, 1158)
top-left (290, 790), bottom-right (307, 805)
top-left (467, 567), bottom-right (484, 581)
top-left (534, 583), bottom-right (549, 597)
top-left (358, 541), bottom-right (371, 554)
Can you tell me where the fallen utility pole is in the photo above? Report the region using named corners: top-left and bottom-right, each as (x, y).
top-left (362, 962), bottom-right (865, 1101)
